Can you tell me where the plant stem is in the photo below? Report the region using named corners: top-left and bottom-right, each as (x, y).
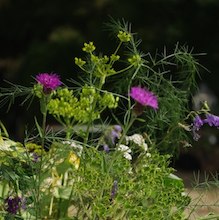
top-left (36, 96), bottom-right (48, 219)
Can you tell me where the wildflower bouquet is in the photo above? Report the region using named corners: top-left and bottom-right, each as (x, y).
top-left (0, 20), bottom-right (213, 219)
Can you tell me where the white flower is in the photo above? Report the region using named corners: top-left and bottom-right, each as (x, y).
top-left (126, 134), bottom-right (148, 151)
top-left (63, 140), bottom-right (83, 156)
top-left (0, 138), bottom-right (18, 151)
top-left (117, 144), bottom-right (132, 160)
top-left (142, 143), bottom-right (148, 151)
top-left (123, 152), bottom-right (132, 160)
top-left (117, 144), bottom-right (131, 153)
top-left (146, 152), bottom-right (151, 157)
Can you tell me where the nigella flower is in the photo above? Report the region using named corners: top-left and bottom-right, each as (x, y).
top-left (130, 86), bottom-right (158, 114)
top-left (36, 73), bottom-right (62, 92)
top-left (5, 196), bottom-right (25, 214)
top-left (203, 114), bottom-right (219, 128)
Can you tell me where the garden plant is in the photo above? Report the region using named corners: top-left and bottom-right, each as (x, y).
top-left (0, 20), bottom-right (218, 219)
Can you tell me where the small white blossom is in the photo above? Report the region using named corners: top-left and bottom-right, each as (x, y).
top-left (146, 152), bottom-right (151, 157)
top-left (117, 144), bottom-right (131, 153)
top-left (142, 143), bottom-right (148, 151)
top-left (117, 144), bottom-right (132, 160)
top-left (126, 134), bottom-right (148, 151)
top-left (63, 140), bottom-right (83, 156)
top-left (123, 152), bottom-right (132, 160)
top-left (0, 138), bottom-right (18, 151)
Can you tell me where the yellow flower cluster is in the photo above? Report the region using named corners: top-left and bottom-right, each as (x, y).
top-left (47, 88), bottom-right (78, 121)
top-left (74, 57), bottom-right (86, 67)
top-left (82, 42), bottom-right (96, 53)
top-left (117, 30), bottom-right (131, 42)
top-left (128, 54), bottom-right (142, 67)
top-left (47, 86), bottom-right (119, 124)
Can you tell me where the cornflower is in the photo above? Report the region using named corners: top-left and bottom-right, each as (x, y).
top-left (130, 86), bottom-right (158, 111)
top-left (36, 73), bottom-right (61, 92)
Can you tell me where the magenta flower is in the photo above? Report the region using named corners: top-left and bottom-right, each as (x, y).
top-left (130, 86), bottom-right (158, 110)
top-left (36, 73), bottom-right (61, 92)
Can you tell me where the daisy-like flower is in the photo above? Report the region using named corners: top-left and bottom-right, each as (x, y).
top-left (36, 73), bottom-right (61, 92)
top-left (130, 86), bottom-right (158, 110)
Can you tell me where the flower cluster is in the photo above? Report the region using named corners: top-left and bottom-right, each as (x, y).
top-left (192, 114), bottom-right (219, 140)
top-left (47, 86), bottom-right (119, 124)
top-left (117, 30), bottom-right (131, 42)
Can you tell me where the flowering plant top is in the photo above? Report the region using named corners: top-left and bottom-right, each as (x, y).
top-left (0, 19), bottom-right (215, 219)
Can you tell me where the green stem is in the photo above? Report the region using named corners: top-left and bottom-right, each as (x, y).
top-left (36, 96), bottom-right (48, 219)
top-left (56, 174), bottom-right (66, 219)
top-left (118, 113), bottom-right (137, 146)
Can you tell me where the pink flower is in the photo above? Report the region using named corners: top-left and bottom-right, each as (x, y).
top-left (36, 73), bottom-right (61, 92)
top-left (130, 86), bottom-right (158, 110)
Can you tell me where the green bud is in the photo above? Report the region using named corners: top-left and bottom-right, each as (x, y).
top-left (75, 57), bottom-right (86, 67)
top-left (117, 31), bottom-right (131, 42)
top-left (100, 92), bottom-right (119, 109)
top-left (110, 54), bottom-right (120, 62)
top-left (33, 84), bottom-right (43, 98)
top-left (128, 54), bottom-right (142, 67)
top-left (82, 42), bottom-right (96, 53)
top-left (91, 54), bottom-right (99, 63)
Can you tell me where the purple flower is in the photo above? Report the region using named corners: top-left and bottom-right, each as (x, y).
top-left (203, 114), bottom-right (219, 128)
top-left (110, 130), bottom-right (120, 144)
top-left (5, 196), bottom-right (22, 214)
top-left (130, 86), bottom-right (158, 110)
top-left (193, 115), bottom-right (204, 131)
top-left (191, 115), bottom-right (204, 141)
top-left (110, 180), bottom-right (118, 200)
top-left (103, 144), bottom-right (110, 153)
top-left (32, 152), bottom-right (40, 162)
top-left (36, 73), bottom-right (61, 92)
top-left (113, 125), bottom-right (122, 133)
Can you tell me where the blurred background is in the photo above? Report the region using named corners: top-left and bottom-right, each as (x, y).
top-left (1, 0), bottom-right (219, 172)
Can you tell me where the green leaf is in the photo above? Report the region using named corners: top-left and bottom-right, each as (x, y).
top-left (34, 117), bottom-right (43, 138)
top-left (53, 186), bottom-right (72, 199)
top-left (164, 173), bottom-right (184, 188)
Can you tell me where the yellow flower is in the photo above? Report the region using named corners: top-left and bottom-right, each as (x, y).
top-left (68, 152), bottom-right (80, 169)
